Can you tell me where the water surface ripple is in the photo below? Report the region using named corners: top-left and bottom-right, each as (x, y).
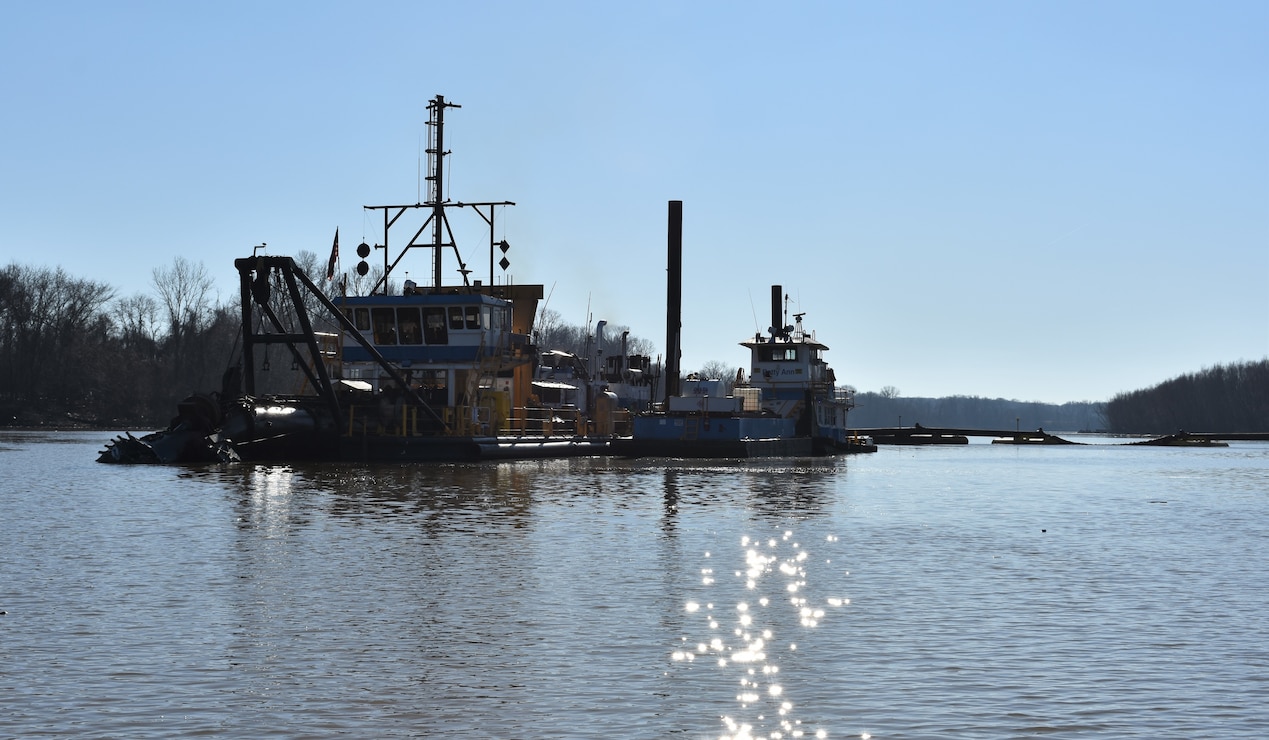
top-left (2, 432), bottom-right (1266, 737)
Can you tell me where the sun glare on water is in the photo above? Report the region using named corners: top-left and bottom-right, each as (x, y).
top-left (671, 531), bottom-right (859, 739)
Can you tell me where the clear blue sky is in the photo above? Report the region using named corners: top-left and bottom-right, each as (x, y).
top-left (3, 0), bottom-right (1265, 403)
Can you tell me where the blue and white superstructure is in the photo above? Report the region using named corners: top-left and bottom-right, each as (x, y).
top-left (623, 285), bottom-right (867, 457)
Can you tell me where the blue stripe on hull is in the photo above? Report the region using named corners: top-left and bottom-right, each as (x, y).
top-left (631, 415), bottom-right (795, 441)
top-left (343, 346), bottom-right (484, 363)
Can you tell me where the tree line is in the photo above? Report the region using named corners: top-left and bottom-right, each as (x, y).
top-left (0, 250), bottom-right (375, 428)
top-left (1102, 359), bottom-right (1268, 434)
top-left (673, 363), bottom-right (1265, 435)
top-left (846, 391), bottom-right (1106, 432)
top-left (3, 255), bottom-right (1261, 434)
top-left (0, 258), bottom-right (240, 427)
top-left (532, 309), bottom-right (656, 361)
top-left (0, 255), bottom-right (660, 429)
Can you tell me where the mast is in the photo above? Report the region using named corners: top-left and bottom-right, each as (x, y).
top-left (359, 95), bottom-right (514, 295)
top-left (426, 95), bottom-right (458, 290)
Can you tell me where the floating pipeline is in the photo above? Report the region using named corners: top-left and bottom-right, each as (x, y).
top-left (1131, 432), bottom-right (1229, 447)
top-left (851, 425), bottom-right (1265, 447)
top-left (857, 424), bottom-right (1072, 445)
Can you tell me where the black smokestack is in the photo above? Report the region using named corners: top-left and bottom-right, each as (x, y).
top-left (665, 200), bottom-right (683, 400)
top-left (771, 285), bottom-right (782, 337)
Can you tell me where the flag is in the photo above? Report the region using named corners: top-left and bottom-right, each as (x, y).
top-left (326, 228), bottom-right (339, 280)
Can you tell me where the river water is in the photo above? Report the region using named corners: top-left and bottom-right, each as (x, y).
top-left (2, 431), bottom-right (1266, 738)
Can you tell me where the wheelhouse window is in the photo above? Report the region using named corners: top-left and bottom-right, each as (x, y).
top-left (372, 307), bottom-right (397, 345)
top-left (424, 307), bottom-right (448, 345)
top-left (349, 307), bottom-right (370, 332)
top-left (396, 307), bottom-right (422, 345)
top-left (465, 306), bottom-right (480, 329)
top-left (759, 346), bottom-right (799, 362)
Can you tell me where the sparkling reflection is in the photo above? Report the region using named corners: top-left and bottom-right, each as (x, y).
top-left (239, 465), bottom-right (301, 535)
top-left (672, 529), bottom-right (851, 739)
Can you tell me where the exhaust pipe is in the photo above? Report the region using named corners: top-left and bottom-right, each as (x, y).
top-left (770, 285), bottom-right (782, 337)
top-left (665, 200), bottom-right (683, 400)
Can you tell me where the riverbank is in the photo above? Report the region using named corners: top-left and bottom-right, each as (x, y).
top-left (1, 403), bottom-right (154, 431)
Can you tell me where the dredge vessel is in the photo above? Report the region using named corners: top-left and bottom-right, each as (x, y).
top-left (100, 95), bottom-right (614, 463)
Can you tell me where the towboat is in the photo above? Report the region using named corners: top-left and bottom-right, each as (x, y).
top-left (615, 285), bottom-right (874, 458)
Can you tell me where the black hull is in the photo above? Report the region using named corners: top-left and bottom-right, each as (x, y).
top-left (611, 436), bottom-right (817, 459)
top-left (99, 393), bottom-right (615, 464)
top-left (337, 435), bottom-right (610, 462)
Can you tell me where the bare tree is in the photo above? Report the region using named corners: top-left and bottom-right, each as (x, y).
top-left (696, 360), bottom-right (740, 394)
top-left (0, 263), bottom-right (114, 408)
top-left (278, 249), bottom-right (343, 333)
top-left (533, 312), bottom-right (659, 361)
top-left (111, 293), bottom-right (162, 349)
top-left (151, 256), bottom-right (214, 339)
top-left (534, 307), bottom-right (564, 345)
top-left (343, 263), bottom-right (393, 298)
top-left (535, 308), bottom-right (589, 354)
top-left (624, 334), bottom-right (657, 357)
